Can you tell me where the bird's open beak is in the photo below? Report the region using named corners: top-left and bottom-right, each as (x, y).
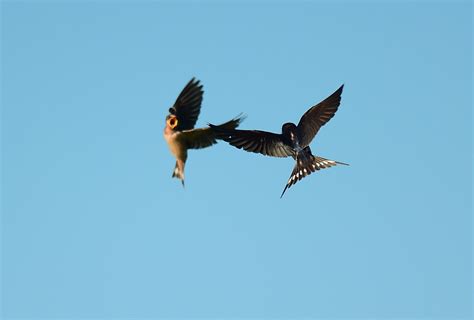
top-left (167, 116), bottom-right (178, 129)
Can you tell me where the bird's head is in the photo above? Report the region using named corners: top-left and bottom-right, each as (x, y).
top-left (166, 115), bottom-right (179, 130)
top-left (281, 122), bottom-right (297, 135)
top-left (281, 122), bottom-right (298, 143)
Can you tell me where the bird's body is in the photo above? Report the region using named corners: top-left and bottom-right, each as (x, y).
top-left (164, 78), bottom-right (243, 186)
top-left (209, 84), bottom-right (347, 197)
top-left (163, 127), bottom-right (187, 181)
top-left (164, 128), bottom-right (184, 159)
top-left (282, 122), bottom-right (301, 152)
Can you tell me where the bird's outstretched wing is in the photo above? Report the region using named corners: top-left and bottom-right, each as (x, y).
top-left (168, 78), bottom-right (204, 131)
top-left (209, 126), bottom-right (294, 158)
top-left (181, 116), bottom-right (244, 150)
top-left (296, 84), bottom-right (344, 147)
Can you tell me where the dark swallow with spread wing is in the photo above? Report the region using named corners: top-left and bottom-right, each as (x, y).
top-left (164, 78), bottom-right (243, 186)
top-left (209, 84), bottom-right (347, 197)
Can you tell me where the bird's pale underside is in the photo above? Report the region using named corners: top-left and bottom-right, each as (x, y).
top-left (163, 78), bottom-right (243, 186)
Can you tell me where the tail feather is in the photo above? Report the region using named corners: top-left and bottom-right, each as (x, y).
top-left (280, 154), bottom-right (348, 198)
top-left (171, 161), bottom-right (185, 187)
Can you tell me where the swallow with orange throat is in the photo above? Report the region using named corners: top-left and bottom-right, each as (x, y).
top-left (164, 78), bottom-right (244, 186)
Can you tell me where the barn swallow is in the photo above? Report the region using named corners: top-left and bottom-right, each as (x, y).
top-left (209, 84), bottom-right (347, 197)
top-left (164, 78), bottom-right (243, 186)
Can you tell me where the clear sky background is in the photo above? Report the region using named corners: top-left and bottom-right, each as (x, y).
top-left (1, 1), bottom-right (472, 319)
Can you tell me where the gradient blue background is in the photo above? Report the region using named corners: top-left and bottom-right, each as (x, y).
top-left (1, 1), bottom-right (472, 319)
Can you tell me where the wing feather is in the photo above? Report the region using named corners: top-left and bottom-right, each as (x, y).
top-left (209, 126), bottom-right (294, 158)
top-left (168, 78), bottom-right (204, 131)
top-left (296, 85), bottom-right (344, 147)
top-left (181, 115), bottom-right (244, 150)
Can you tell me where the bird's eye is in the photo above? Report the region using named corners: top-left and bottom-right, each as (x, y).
top-left (167, 117), bottom-right (178, 129)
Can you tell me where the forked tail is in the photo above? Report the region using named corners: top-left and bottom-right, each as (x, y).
top-left (171, 160), bottom-right (185, 187)
top-left (280, 153), bottom-right (348, 198)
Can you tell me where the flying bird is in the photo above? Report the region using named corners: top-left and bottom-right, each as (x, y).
top-left (209, 84), bottom-right (347, 197)
top-left (164, 78), bottom-right (243, 186)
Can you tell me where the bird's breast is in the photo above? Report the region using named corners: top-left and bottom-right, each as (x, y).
top-left (288, 131), bottom-right (301, 150)
top-left (163, 130), bottom-right (186, 160)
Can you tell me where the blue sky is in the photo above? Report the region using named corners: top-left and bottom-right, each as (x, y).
top-left (1, 1), bottom-right (472, 319)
